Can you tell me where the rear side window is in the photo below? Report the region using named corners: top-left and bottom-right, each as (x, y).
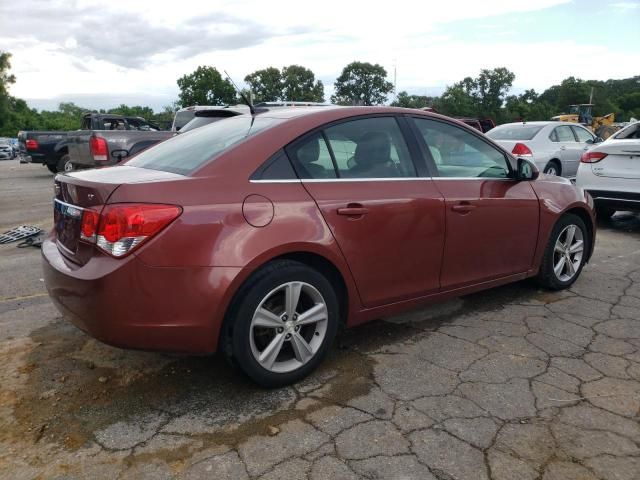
top-left (173, 110), bottom-right (196, 131)
top-left (127, 116), bottom-right (281, 175)
top-left (554, 126), bottom-right (576, 142)
top-left (486, 125), bottom-right (543, 141)
top-left (288, 117), bottom-right (416, 179)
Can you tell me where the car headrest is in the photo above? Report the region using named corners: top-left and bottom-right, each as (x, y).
top-left (354, 131), bottom-right (391, 165)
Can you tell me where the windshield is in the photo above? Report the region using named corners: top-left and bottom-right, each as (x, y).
top-left (613, 122), bottom-right (640, 140)
top-left (173, 110), bottom-right (196, 131)
top-left (127, 115), bottom-right (282, 175)
top-left (486, 125), bottom-right (543, 141)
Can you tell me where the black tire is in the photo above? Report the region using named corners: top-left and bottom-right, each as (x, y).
top-left (223, 259), bottom-right (339, 388)
top-left (46, 163), bottom-right (58, 174)
top-left (536, 213), bottom-right (589, 290)
top-left (56, 154), bottom-right (72, 173)
top-left (543, 160), bottom-right (561, 176)
top-left (596, 207), bottom-right (615, 220)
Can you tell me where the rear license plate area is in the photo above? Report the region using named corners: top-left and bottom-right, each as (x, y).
top-left (54, 199), bottom-right (83, 253)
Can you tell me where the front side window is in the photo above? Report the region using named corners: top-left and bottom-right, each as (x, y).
top-left (412, 118), bottom-right (511, 178)
top-left (554, 126), bottom-right (576, 142)
top-left (572, 126), bottom-right (594, 143)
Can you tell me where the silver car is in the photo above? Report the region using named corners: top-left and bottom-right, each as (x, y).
top-left (486, 121), bottom-right (599, 177)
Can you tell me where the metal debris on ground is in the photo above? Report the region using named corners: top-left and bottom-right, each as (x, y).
top-left (0, 225), bottom-right (42, 244)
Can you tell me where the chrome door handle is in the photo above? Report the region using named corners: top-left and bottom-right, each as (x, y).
top-left (337, 205), bottom-right (369, 216)
top-left (451, 203), bottom-right (476, 214)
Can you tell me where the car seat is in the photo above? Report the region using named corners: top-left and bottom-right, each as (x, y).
top-left (349, 131), bottom-right (399, 177)
top-left (297, 138), bottom-right (329, 178)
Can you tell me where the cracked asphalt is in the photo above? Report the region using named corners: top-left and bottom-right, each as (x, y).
top-left (1, 159), bottom-right (639, 480)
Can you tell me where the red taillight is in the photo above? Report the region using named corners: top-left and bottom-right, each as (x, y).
top-left (581, 151), bottom-right (607, 163)
top-left (25, 139), bottom-right (39, 151)
top-left (80, 204), bottom-right (181, 257)
top-left (80, 209), bottom-right (100, 241)
top-left (511, 143), bottom-right (532, 157)
top-left (89, 136), bottom-right (108, 162)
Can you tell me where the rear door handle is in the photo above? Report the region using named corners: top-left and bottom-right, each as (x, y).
top-left (451, 203), bottom-right (476, 214)
top-left (337, 204), bottom-right (369, 216)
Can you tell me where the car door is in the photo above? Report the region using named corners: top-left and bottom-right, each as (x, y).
top-left (286, 116), bottom-right (446, 308)
top-left (409, 117), bottom-right (539, 290)
top-left (571, 125), bottom-right (596, 176)
top-left (554, 125), bottom-right (581, 176)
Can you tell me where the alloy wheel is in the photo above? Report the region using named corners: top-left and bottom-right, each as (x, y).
top-left (249, 281), bottom-right (328, 373)
top-left (553, 224), bottom-right (584, 282)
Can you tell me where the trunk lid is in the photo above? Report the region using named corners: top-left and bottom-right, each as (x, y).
top-left (591, 140), bottom-right (640, 180)
top-left (53, 166), bottom-right (184, 264)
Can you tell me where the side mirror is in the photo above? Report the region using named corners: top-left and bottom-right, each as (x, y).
top-left (111, 149), bottom-right (129, 161)
top-left (516, 157), bottom-right (539, 181)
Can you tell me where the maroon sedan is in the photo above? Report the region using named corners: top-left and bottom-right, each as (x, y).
top-left (43, 107), bottom-right (595, 387)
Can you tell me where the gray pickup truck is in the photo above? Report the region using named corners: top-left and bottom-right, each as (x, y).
top-left (66, 113), bottom-right (173, 170)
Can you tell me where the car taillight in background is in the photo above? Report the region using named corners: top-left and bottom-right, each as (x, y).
top-left (511, 143), bottom-right (533, 157)
top-left (25, 139), bottom-right (39, 151)
top-left (89, 136), bottom-right (108, 162)
top-left (80, 204), bottom-right (182, 257)
top-left (581, 151), bottom-right (608, 163)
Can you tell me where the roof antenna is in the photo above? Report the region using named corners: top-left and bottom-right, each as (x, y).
top-left (224, 70), bottom-right (255, 115)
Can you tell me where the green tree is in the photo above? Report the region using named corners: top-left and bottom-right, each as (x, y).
top-left (281, 65), bottom-right (324, 102)
top-left (0, 51), bottom-right (18, 135)
top-left (108, 104), bottom-right (155, 119)
top-left (244, 67), bottom-right (282, 102)
top-left (390, 91), bottom-right (437, 109)
top-left (438, 83), bottom-right (476, 118)
top-left (177, 66), bottom-right (236, 107)
top-left (331, 61), bottom-right (394, 106)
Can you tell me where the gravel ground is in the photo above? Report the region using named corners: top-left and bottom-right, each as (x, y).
top-left (1, 158), bottom-right (639, 480)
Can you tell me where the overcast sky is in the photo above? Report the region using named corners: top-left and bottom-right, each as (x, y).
top-left (1, 0), bottom-right (638, 111)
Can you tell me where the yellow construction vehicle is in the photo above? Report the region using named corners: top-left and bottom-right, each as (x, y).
top-left (551, 103), bottom-right (618, 139)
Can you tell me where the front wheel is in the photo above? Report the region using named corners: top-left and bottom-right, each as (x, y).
top-left (536, 214), bottom-right (589, 290)
top-left (224, 260), bottom-right (339, 387)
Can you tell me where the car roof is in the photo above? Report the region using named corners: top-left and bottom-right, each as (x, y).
top-left (496, 121), bottom-right (580, 127)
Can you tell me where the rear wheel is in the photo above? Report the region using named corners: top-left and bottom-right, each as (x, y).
top-left (537, 214), bottom-right (588, 290)
top-left (46, 164), bottom-right (58, 174)
top-left (544, 161), bottom-right (561, 176)
top-left (224, 260), bottom-right (339, 387)
top-left (56, 154), bottom-right (72, 173)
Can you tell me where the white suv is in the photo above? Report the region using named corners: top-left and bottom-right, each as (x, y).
top-left (576, 121), bottom-right (640, 218)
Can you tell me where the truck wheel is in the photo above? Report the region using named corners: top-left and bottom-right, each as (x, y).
top-left (47, 164), bottom-right (58, 174)
top-left (56, 154), bottom-right (72, 173)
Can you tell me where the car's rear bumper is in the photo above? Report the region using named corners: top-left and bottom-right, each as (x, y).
top-left (587, 190), bottom-right (640, 212)
top-left (42, 236), bottom-right (241, 354)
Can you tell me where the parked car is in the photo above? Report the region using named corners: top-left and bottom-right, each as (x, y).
top-left (457, 117), bottom-right (496, 133)
top-left (66, 113), bottom-right (173, 171)
top-left (0, 143), bottom-right (13, 160)
top-left (172, 102), bottom-right (330, 132)
top-left (19, 113), bottom-right (165, 173)
top-left (43, 107), bottom-right (595, 387)
top-left (576, 121), bottom-right (640, 218)
top-left (486, 121), bottom-right (600, 177)
top-left (178, 107), bottom-right (249, 133)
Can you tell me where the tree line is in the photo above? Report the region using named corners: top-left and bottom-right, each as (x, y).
top-left (1, 50), bottom-right (638, 137)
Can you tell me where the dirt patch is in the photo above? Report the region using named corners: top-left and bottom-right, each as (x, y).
top-left (0, 319), bottom-right (375, 474)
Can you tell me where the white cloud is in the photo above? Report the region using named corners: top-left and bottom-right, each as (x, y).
top-left (2, 0), bottom-right (636, 110)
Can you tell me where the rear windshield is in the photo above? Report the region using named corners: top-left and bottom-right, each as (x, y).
top-left (173, 111), bottom-right (196, 131)
top-left (613, 122), bottom-right (640, 139)
top-left (486, 125), bottom-right (544, 141)
top-left (127, 115), bottom-right (281, 175)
